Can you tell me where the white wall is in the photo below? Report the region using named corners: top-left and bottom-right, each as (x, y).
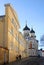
top-left (38, 50), bottom-right (42, 56)
top-left (42, 51), bottom-right (44, 57)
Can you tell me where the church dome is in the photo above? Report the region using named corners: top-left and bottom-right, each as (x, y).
top-left (30, 28), bottom-right (35, 33)
top-left (23, 25), bottom-right (30, 31)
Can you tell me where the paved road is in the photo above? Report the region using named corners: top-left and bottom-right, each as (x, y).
top-left (2, 57), bottom-right (44, 65)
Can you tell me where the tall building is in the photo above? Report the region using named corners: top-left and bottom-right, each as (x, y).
top-left (0, 4), bottom-right (26, 64)
top-left (23, 24), bottom-right (38, 56)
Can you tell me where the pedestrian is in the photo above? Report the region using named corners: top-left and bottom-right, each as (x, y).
top-left (16, 55), bottom-right (18, 60)
top-left (19, 55), bottom-right (21, 60)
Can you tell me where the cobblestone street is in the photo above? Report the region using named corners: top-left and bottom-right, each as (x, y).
top-left (2, 57), bottom-right (44, 65)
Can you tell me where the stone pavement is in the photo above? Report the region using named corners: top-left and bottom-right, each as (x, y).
top-left (1, 56), bottom-right (44, 65)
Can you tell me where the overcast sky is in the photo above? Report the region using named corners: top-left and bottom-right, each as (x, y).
top-left (0, 0), bottom-right (44, 49)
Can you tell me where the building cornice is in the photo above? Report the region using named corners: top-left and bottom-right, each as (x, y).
top-left (5, 4), bottom-right (20, 28)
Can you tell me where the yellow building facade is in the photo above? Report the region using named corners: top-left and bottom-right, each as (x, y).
top-left (18, 32), bottom-right (27, 58)
top-left (0, 4), bottom-right (26, 64)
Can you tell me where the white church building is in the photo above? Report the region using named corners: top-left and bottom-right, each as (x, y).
top-left (23, 24), bottom-right (38, 56)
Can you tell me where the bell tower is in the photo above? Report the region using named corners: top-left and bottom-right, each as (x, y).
top-left (30, 28), bottom-right (36, 38)
top-left (23, 21), bottom-right (30, 41)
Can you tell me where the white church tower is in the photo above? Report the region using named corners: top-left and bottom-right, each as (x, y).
top-left (23, 23), bottom-right (38, 56)
top-left (23, 24), bottom-right (30, 40)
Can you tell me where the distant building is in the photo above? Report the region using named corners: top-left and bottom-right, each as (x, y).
top-left (23, 24), bottom-right (38, 56)
top-left (38, 50), bottom-right (42, 56)
top-left (42, 50), bottom-right (44, 57)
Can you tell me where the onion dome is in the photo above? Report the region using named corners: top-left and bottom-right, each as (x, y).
top-left (23, 25), bottom-right (30, 31)
top-left (30, 28), bottom-right (35, 33)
